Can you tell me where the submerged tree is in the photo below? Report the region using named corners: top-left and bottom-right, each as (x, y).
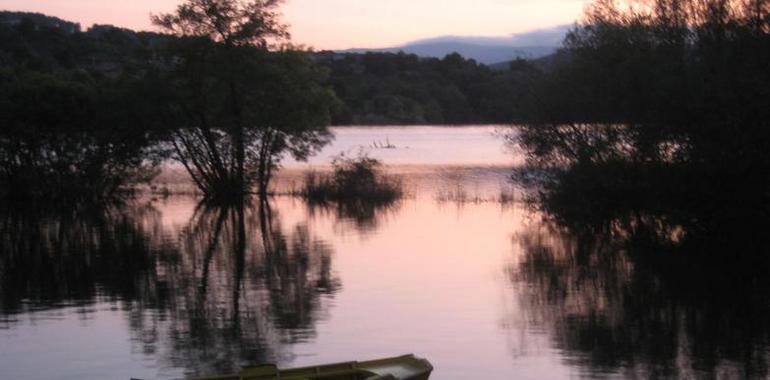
top-left (512, 0), bottom-right (770, 207)
top-left (0, 68), bottom-right (162, 201)
top-left (153, 0), bottom-right (336, 201)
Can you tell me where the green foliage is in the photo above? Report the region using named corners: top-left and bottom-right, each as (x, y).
top-left (515, 0), bottom-right (770, 173)
top-left (0, 12), bottom-right (173, 201)
top-left (303, 153), bottom-right (402, 202)
top-left (0, 11), bottom-right (170, 74)
top-left (512, 0), bottom-right (770, 242)
top-left (317, 51), bottom-right (539, 125)
top-left (150, 0), bottom-right (289, 47)
top-left (0, 68), bottom-right (162, 200)
top-left (152, 0), bottom-right (336, 200)
top-left (0, 6), bottom-right (337, 203)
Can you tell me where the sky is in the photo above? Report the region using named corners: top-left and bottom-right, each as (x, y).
top-left (0, 0), bottom-right (587, 50)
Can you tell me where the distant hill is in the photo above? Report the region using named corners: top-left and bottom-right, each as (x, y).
top-left (342, 24), bottom-right (571, 65)
top-left (0, 10), bottom-right (170, 75)
top-left (0, 11), bottom-right (80, 33)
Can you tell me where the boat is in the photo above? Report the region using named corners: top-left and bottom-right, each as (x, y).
top-left (190, 354), bottom-right (433, 380)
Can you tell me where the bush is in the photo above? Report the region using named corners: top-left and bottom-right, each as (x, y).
top-left (303, 153), bottom-right (402, 202)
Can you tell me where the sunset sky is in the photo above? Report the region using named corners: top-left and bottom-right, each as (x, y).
top-left (0, 0), bottom-right (586, 49)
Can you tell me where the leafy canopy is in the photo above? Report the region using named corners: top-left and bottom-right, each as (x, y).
top-left (151, 0), bottom-right (289, 47)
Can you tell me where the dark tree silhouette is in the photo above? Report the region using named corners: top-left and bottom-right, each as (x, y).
top-left (512, 0), bottom-right (770, 218)
top-left (0, 69), bottom-right (162, 201)
top-left (152, 0), bottom-right (336, 201)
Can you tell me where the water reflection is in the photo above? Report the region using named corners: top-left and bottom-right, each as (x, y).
top-left (0, 198), bottom-right (340, 377)
top-left (0, 201), bottom-right (162, 314)
top-left (3, 160), bottom-right (770, 379)
top-left (508, 208), bottom-right (770, 379)
top-left (306, 198), bottom-right (402, 234)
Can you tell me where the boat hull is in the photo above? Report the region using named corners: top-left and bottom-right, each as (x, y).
top-left (191, 354), bottom-right (433, 380)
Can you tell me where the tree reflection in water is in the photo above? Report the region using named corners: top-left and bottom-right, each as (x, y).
top-left (507, 207), bottom-right (770, 379)
top-left (0, 201), bottom-right (163, 314)
top-left (306, 197), bottom-right (402, 234)
top-left (0, 197), bottom-right (340, 377)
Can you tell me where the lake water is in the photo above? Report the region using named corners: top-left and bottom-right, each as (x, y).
top-left (1, 126), bottom-right (768, 380)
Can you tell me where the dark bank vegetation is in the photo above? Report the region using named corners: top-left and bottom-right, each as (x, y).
top-left (0, 3), bottom-right (543, 204)
top-left (0, 13), bottom-right (168, 201)
top-left (0, 1), bottom-right (336, 203)
top-left (0, 4), bottom-right (542, 204)
top-left (315, 52), bottom-right (539, 125)
top-left (516, 0), bottom-right (770, 168)
top-left (2, 0), bottom-right (768, 208)
top-left (513, 0), bottom-right (770, 218)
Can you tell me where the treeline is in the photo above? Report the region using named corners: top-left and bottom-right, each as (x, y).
top-left (315, 51), bottom-right (538, 125)
top-left (0, 12), bottom-right (169, 201)
top-left (514, 0), bottom-right (770, 216)
top-left (0, 2), bottom-right (335, 203)
top-left (5, 0), bottom-right (767, 205)
top-left (0, 6), bottom-right (541, 203)
top-left (0, 10), bottom-right (545, 128)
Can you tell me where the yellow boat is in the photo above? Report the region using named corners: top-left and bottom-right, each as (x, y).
top-left (191, 354), bottom-right (433, 380)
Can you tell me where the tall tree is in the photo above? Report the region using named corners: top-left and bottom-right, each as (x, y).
top-left (152, 0), bottom-right (334, 200)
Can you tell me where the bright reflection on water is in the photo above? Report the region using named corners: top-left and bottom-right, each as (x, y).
top-left (1, 126), bottom-right (769, 380)
top-left (285, 125), bottom-right (518, 167)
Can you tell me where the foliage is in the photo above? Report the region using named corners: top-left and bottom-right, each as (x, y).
top-left (317, 52), bottom-right (539, 125)
top-left (515, 0), bottom-right (770, 170)
top-left (151, 0), bottom-right (289, 47)
top-left (0, 68), bottom-right (162, 200)
top-left (511, 0), bottom-right (770, 223)
top-left (0, 11), bottom-right (174, 201)
top-left (152, 0), bottom-right (336, 200)
top-left (303, 153), bottom-right (402, 202)
top-left (0, 4), bottom-right (337, 203)
top-left (0, 11), bottom-right (170, 74)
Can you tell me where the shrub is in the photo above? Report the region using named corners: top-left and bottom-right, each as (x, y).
top-left (303, 153), bottom-right (402, 202)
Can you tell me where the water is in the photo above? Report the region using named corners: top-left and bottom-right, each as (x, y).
top-left (1, 126), bottom-right (769, 379)
top-left (286, 125), bottom-right (517, 167)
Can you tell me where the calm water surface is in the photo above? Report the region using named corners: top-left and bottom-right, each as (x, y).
top-left (1, 126), bottom-right (768, 379)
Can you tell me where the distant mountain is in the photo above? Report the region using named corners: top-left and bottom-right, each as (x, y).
top-left (341, 24), bottom-right (572, 65)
